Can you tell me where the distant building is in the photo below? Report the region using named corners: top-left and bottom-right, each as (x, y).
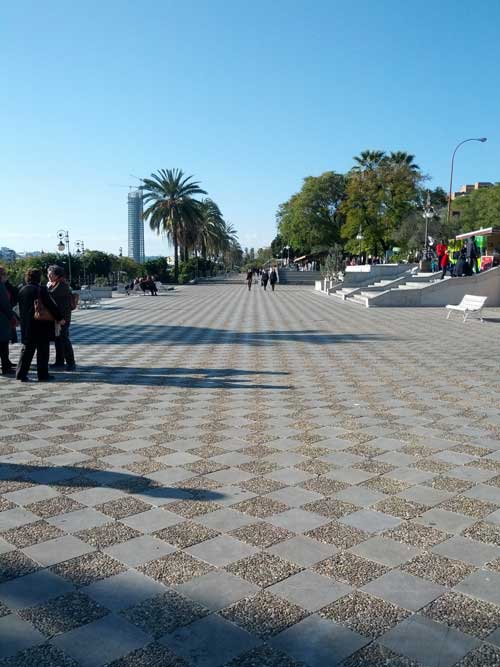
top-left (451, 182), bottom-right (496, 200)
top-left (128, 189), bottom-right (144, 263)
top-left (0, 247), bottom-right (17, 262)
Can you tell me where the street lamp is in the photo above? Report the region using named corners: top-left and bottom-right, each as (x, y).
top-left (422, 191), bottom-right (434, 259)
top-left (75, 240), bottom-right (85, 286)
top-left (356, 226), bottom-right (364, 263)
top-left (447, 137), bottom-right (487, 226)
top-left (56, 230), bottom-right (72, 285)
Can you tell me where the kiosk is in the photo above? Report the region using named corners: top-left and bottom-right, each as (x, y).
top-left (455, 227), bottom-right (500, 272)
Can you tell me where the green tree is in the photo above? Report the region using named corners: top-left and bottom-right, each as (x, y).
top-left (341, 153), bottom-right (423, 255)
top-left (141, 169), bottom-right (207, 281)
top-left (84, 250), bottom-right (112, 282)
top-left (277, 171), bottom-right (346, 254)
top-left (450, 184), bottom-right (500, 233)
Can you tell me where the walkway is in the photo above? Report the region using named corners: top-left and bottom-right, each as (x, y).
top-left (1, 285), bottom-right (500, 667)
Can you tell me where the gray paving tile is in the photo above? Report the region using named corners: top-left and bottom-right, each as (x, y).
top-left (455, 569), bottom-right (500, 605)
top-left (339, 509), bottom-right (401, 533)
top-left (52, 613), bottom-right (151, 667)
top-left (432, 535), bottom-right (500, 566)
top-left (349, 536), bottom-right (420, 566)
top-left (186, 535), bottom-right (257, 566)
top-left (175, 570), bottom-right (259, 611)
top-left (83, 569), bottom-right (166, 611)
top-left (0, 613), bottom-right (45, 659)
top-left (362, 569), bottom-right (446, 611)
top-left (47, 508), bottom-right (110, 533)
top-left (415, 508), bottom-right (476, 534)
top-left (334, 487), bottom-right (386, 507)
top-left (267, 535), bottom-right (337, 567)
top-left (380, 614), bottom-right (480, 667)
top-left (267, 508), bottom-right (330, 533)
top-left (271, 614), bottom-right (368, 667)
top-left (267, 570), bottom-right (351, 612)
top-left (22, 535), bottom-right (95, 566)
top-left (161, 613), bottom-right (260, 667)
top-left (104, 535), bottom-right (176, 566)
top-left (0, 508), bottom-right (40, 531)
top-left (121, 508), bottom-right (185, 533)
top-left (0, 569), bottom-right (74, 609)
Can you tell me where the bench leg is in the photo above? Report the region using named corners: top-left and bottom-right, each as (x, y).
top-left (446, 310), bottom-right (452, 320)
top-left (463, 312), bottom-right (469, 322)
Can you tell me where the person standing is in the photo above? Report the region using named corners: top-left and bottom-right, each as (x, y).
top-left (16, 268), bottom-right (63, 382)
top-left (269, 267), bottom-right (278, 292)
top-left (0, 267), bottom-right (16, 375)
top-left (261, 269), bottom-right (269, 291)
top-left (466, 235), bottom-right (480, 274)
top-left (48, 265), bottom-right (76, 371)
top-left (246, 269), bottom-right (253, 291)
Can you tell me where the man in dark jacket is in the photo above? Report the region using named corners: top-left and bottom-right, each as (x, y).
top-left (466, 236), bottom-right (480, 274)
top-left (16, 268), bottom-right (63, 382)
top-left (0, 267), bottom-right (16, 375)
top-left (48, 265), bottom-right (76, 370)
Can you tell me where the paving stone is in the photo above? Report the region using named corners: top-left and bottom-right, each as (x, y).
top-left (380, 614), bottom-right (480, 667)
top-left (176, 570), bottom-right (259, 611)
top-left (266, 535), bottom-right (337, 567)
top-left (414, 508), bottom-right (476, 534)
top-left (432, 535), bottom-right (500, 566)
top-left (349, 536), bottom-right (420, 567)
top-left (362, 569), bottom-right (446, 611)
top-left (22, 535), bottom-right (95, 566)
top-left (0, 614), bottom-right (45, 659)
top-left (161, 614), bottom-right (260, 667)
top-left (267, 570), bottom-right (351, 612)
top-left (267, 508), bottom-right (330, 533)
top-left (339, 509), bottom-right (401, 533)
top-left (0, 569), bottom-right (74, 609)
top-left (271, 614), bottom-right (368, 667)
top-left (52, 614), bottom-right (151, 667)
top-left (455, 569), bottom-right (500, 606)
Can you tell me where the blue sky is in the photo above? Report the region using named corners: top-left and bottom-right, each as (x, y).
top-left (1, 0), bottom-right (499, 255)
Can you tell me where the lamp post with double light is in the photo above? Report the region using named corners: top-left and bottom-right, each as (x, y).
top-left (447, 138), bottom-right (487, 226)
top-left (74, 240), bottom-right (85, 286)
top-left (57, 230), bottom-right (72, 285)
top-left (356, 226), bottom-right (364, 264)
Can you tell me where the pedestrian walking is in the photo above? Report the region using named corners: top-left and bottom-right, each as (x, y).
top-left (261, 269), bottom-right (269, 291)
top-left (246, 269), bottom-right (253, 291)
top-left (269, 267), bottom-right (278, 292)
top-left (16, 268), bottom-right (63, 382)
top-left (0, 267), bottom-right (16, 376)
top-left (48, 265), bottom-right (76, 371)
top-left (439, 250), bottom-right (450, 280)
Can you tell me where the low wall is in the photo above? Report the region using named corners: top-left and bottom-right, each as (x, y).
top-left (343, 264), bottom-right (415, 287)
top-left (370, 267), bottom-right (500, 307)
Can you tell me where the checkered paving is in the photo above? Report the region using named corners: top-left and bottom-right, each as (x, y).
top-left (1, 284), bottom-right (500, 667)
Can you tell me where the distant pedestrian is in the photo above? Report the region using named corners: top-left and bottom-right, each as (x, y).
top-left (440, 250), bottom-right (450, 280)
top-left (48, 265), bottom-right (76, 371)
top-left (261, 269), bottom-right (269, 291)
top-left (16, 268), bottom-right (63, 382)
top-left (269, 268), bottom-right (278, 292)
top-left (0, 267), bottom-right (16, 375)
top-left (246, 269), bottom-right (253, 291)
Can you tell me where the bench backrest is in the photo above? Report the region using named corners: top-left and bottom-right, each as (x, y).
top-left (459, 294), bottom-right (487, 309)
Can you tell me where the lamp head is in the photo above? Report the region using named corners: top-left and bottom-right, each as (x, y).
top-left (479, 137), bottom-right (487, 142)
top-left (57, 241), bottom-right (65, 252)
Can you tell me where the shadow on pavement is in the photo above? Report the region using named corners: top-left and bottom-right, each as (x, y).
top-left (51, 366), bottom-right (292, 389)
top-left (72, 324), bottom-right (397, 347)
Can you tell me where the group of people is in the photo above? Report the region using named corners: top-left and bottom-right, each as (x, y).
top-left (246, 267), bottom-right (278, 291)
top-left (0, 265), bottom-right (76, 382)
top-left (436, 236), bottom-right (480, 280)
top-left (126, 276), bottom-right (158, 296)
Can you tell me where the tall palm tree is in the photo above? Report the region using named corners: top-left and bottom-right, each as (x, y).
top-left (141, 169), bottom-right (207, 281)
top-left (352, 150), bottom-right (386, 171)
top-left (386, 151), bottom-right (420, 171)
top-left (196, 198), bottom-right (226, 260)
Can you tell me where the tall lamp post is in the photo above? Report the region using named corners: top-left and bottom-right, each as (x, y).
top-left (57, 230), bottom-right (72, 285)
top-left (75, 240), bottom-right (85, 286)
top-left (422, 191), bottom-right (434, 260)
top-left (356, 226), bottom-right (364, 264)
top-left (447, 137), bottom-right (487, 226)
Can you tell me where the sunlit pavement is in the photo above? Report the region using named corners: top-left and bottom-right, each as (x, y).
top-left (1, 284), bottom-right (500, 667)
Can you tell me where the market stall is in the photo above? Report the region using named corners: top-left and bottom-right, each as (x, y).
top-left (455, 227), bottom-right (500, 271)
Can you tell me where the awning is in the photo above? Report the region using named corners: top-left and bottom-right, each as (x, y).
top-left (456, 227), bottom-right (500, 240)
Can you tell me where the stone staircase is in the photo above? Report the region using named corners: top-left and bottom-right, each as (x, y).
top-left (330, 271), bottom-right (440, 306)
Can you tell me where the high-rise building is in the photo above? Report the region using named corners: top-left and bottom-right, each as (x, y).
top-left (128, 189), bottom-right (144, 263)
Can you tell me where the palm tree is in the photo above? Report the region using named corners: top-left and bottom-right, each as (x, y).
top-left (196, 199), bottom-right (226, 261)
top-left (352, 150), bottom-right (386, 171)
top-left (141, 169), bottom-right (207, 281)
top-left (387, 151), bottom-right (420, 171)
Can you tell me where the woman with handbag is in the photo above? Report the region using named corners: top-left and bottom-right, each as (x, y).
top-left (16, 268), bottom-right (63, 382)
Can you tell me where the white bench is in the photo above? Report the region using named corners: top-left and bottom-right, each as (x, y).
top-left (78, 291), bottom-right (102, 309)
top-left (446, 294), bottom-right (487, 322)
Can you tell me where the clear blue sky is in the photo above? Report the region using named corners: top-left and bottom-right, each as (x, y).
top-left (1, 0), bottom-right (499, 256)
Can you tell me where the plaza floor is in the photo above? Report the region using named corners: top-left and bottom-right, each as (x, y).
top-left (1, 284), bottom-right (500, 667)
